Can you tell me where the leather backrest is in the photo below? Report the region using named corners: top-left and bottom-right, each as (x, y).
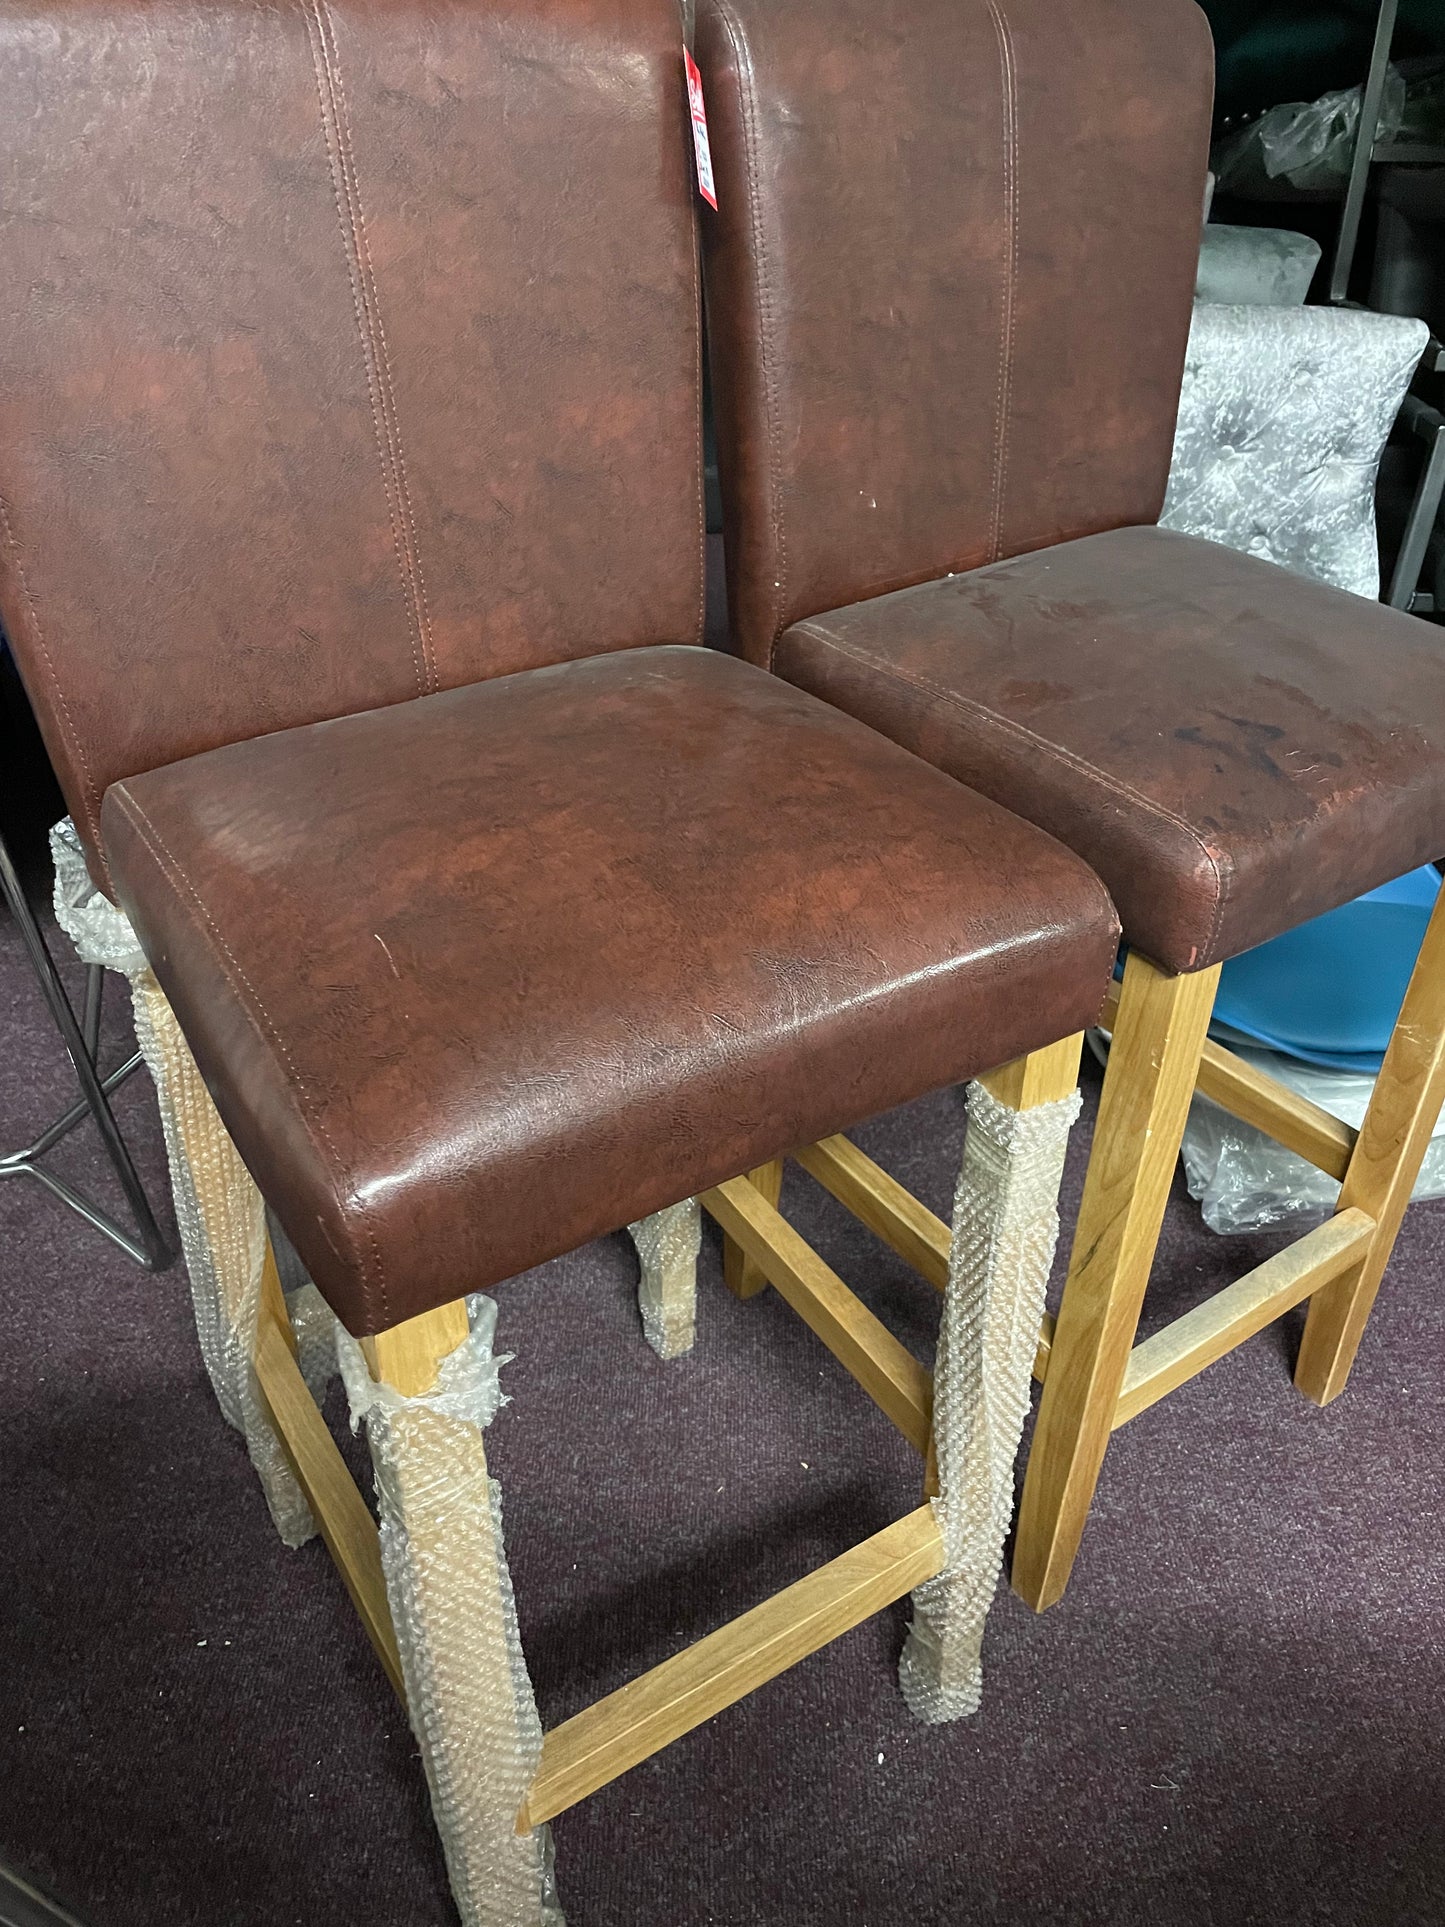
top-left (696, 0), bottom-right (1214, 666)
top-left (0, 0), bottom-right (704, 886)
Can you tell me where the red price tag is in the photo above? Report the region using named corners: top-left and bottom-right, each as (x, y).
top-left (685, 48), bottom-right (718, 210)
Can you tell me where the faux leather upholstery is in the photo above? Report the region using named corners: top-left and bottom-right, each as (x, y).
top-left (698, 0), bottom-right (1445, 975)
top-left (777, 529), bottom-right (1445, 974)
top-left (103, 648), bottom-right (1119, 1332)
top-left (0, 0), bottom-right (704, 892)
top-left (695, 0), bottom-right (1215, 669)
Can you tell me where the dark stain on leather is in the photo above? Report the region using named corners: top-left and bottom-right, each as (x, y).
top-left (771, 528), bottom-right (1445, 973)
top-left (699, 0), bottom-right (1445, 974)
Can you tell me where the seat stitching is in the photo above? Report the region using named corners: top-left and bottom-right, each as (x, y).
top-left (303, 0), bottom-right (433, 699)
top-left (985, 0), bottom-right (1018, 565)
top-left (109, 785), bottom-right (391, 1328)
top-left (712, 1), bottom-right (788, 668)
top-left (790, 616), bottom-right (1232, 959)
top-left (0, 491), bottom-right (108, 888)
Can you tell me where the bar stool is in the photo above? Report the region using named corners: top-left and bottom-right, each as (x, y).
top-left (0, 0), bottom-right (1120, 1913)
top-left (696, 0), bottom-right (1445, 1610)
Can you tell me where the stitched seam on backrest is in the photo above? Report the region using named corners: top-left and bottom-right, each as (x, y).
top-left (0, 491), bottom-right (109, 888)
top-left (686, 115), bottom-right (708, 647)
top-left (985, 0), bottom-right (1018, 565)
top-left (790, 616), bottom-right (1232, 952)
top-left (712, 1), bottom-right (788, 669)
top-left (110, 784), bottom-right (391, 1329)
top-left (304, 0), bottom-right (436, 699)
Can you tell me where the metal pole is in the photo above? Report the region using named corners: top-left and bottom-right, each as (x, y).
top-left (1388, 397), bottom-right (1445, 612)
top-left (1329, 0), bottom-right (1400, 305)
top-left (0, 829), bottom-right (171, 1269)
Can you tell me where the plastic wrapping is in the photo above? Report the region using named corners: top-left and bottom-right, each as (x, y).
top-left (337, 1299), bottom-right (564, 1927)
top-left (50, 817), bottom-right (324, 1545)
top-left (1180, 1045), bottom-right (1445, 1235)
top-left (627, 1200), bottom-right (701, 1359)
top-left (900, 1079), bottom-right (1081, 1723)
top-left (272, 1214), bottom-right (344, 1407)
top-left (1215, 71), bottom-right (1407, 195)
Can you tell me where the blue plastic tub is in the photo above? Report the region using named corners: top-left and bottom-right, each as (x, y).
top-left (1208, 864), bottom-right (1443, 1075)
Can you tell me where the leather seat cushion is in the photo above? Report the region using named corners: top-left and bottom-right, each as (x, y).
top-left (103, 646), bottom-right (1118, 1333)
top-left (775, 526), bottom-right (1445, 975)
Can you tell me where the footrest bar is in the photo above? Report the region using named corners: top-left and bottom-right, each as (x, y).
top-left (1114, 1207), bottom-right (1376, 1427)
top-left (701, 1175), bottom-right (933, 1452)
top-left (1100, 980), bottom-right (1357, 1181)
top-left (255, 1314), bottom-right (405, 1699)
top-left (794, 1135), bottom-right (950, 1289)
top-left (520, 1504), bottom-right (944, 1828)
top-left (791, 1138), bottom-right (1056, 1384)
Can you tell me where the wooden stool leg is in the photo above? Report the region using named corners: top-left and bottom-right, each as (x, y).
top-left (1011, 954), bottom-right (1220, 1612)
top-left (628, 1200), bottom-right (702, 1359)
top-left (900, 1033), bottom-right (1083, 1720)
top-left (348, 1302), bottom-right (563, 1927)
top-left (722, 1159), bottom-right (784, 1299)
top-left (129, 970), bottom-right (324, 1544)
top-left (1296, 881), bottom-right (1445, 1405)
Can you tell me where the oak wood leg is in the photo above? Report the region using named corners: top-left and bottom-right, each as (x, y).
top-left (1296, 881), bottom-right (1445, 1405)
top-left (1011, 955), bottom-right (1220, 1612)
top-left (252, 1243), bottom-right (406, 1695)
top-left (352, 1301), bottom-right (561, 1926)
top-left (722, 1158), bottom-right (784, 1299)
top-left (900, 1033), bottom-right (1084, 1719)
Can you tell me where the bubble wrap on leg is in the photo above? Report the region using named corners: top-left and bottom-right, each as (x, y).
top-left (899, 1078), bottom-right (1081, 1723)
top-left (627, 1200), bottom-right (701, 1359)
top-left (50, 817), bottom-right (323, 1546)
top-left (337, 1300), bottom-right (564, 1927)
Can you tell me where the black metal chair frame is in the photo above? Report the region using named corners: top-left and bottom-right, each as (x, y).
top-left (0, 826), bottom-right (170, 1270)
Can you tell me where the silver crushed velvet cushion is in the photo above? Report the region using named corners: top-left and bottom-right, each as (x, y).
top-left (1195, 223), bottom-right (1321, 306)
top-left (1161, 303), bottom-right (1429, 598)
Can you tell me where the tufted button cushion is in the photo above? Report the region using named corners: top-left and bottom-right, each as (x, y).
top-left (1161, 304), bottom-right (1429, 597)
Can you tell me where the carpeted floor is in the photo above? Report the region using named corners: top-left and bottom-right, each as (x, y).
top-left (1, 860), bottom-right (1443, 1927)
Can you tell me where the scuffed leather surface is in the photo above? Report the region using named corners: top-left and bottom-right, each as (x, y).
top-left (102, 647), bottom-right (1118, 1333)
top-left (775, 527), bottom-right (1445, 976)
top-left (1162, 304), bottom-right (1428, 600)
top-left (0, 0), bottom-right (704, 891)
top-left (695, 0), bottom-right (1214, 667)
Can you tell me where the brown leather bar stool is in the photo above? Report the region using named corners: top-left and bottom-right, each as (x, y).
top-left (696, 0), bottom-right (1445, 1611)
top-left (0, 0), bottom-right (1120, 1911)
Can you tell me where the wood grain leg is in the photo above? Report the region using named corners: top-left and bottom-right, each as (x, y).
top-left (253, 1241), bottom-right (405, 1698)
top-left (1296, 881), bottom-right (1445, 1405)
top-left (722, 1159), bottom-right (784, 1299)
top-left (1011, 955), bottom-right (1219, 1612)
top-left (360, 1299), bottom-right (471, 1396)
top-left (976, 1032), bottom-right (1088, 1112)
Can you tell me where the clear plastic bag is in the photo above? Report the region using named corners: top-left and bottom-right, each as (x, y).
top-left (1215, 70), bottom-right (1406, 195)
top-left (1180, 1042), bottom-right (1445, 1235)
